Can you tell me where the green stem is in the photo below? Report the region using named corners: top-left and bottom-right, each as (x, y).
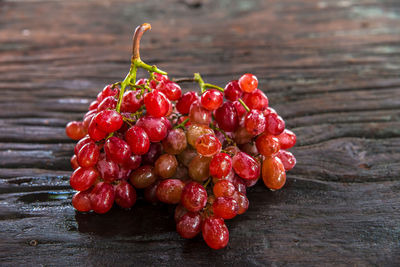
top-left (173, 118), bottom-right (189, 129)
top-left (194, 73), bottom-right (206, 93)
top-left (210, 124), bottom-right (235, 146)
top-left (238, 98), bottom-right (250, 112)
top-left (203, 178), bottom-right (211, 188)
top-left (203, 83), bottom-right (224, 92)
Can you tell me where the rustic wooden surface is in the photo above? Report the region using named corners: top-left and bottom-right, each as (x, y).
top-left (1, 0), bottom-right (400, 266)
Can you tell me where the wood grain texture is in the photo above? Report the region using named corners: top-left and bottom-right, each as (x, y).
top-left (1, 0), bottom-right (400, 266)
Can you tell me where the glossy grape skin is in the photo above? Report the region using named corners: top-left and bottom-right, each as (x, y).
top-left (189, 100), bottom-right (212, 125)
top-left (238, 73), bottom-right (258, 93)
top-left (123, 154), bottom-right (142, 170)
top-left (242, 89), bottom-right (268, 110)
top-left (83, 110), bottom-right (97, 130)
top-left (155, 154), bottom-right (178, 179)
top-left (213, 180), bottom-right (236, 198)
top-left (233, 100), bottom-right (246, 117)
top-left (120, 90), bottom-right (143, 113)
top-left (209, 153), bottom-right (232, 179)
top-left (89, 100), bottom-right (99, 111)
top-left (277, 129), bottom-right (296, 149)
top-left (114, 180), bottom-right (137, 209)
top-left (77, 142), bottom-right (100, 168)
top-left (150, 73), bottom-right (168, 89)
top-left (265, 113), bottom-right (285, 135)
top-left (255, 133), bottom-right (280, 157)
top-left (162, 128), bottom-right (187, 155)
top-left (224, 145), bottom-right (241, 156)
top-left (66, 121), bottom-right (87, 140)
top-left (195, 134), bottom-right (222, 157)
top-left (232, 175), bottom-right (247, 194)
top-left (177, 147), bottom-right (198, 167)
top-left (202, 217), bottom-right (229, 250)
top-left (157, 80), bottom-right (182, 101)
top-left (88, 117), bottom-right (107, 141)
top-left (70, 167), bottom-right (98, 191)
top-left (177, 212), bottom-right (202, 239)
top-left (186, 124), bottom-right (214, 147)
top-left (72, 190), bottom-right (92, 212)
top-left (200, 89), bottom-right (223, 110)
top-left (90, 182), bottom-right (115, 214)
top-left (129, 165), bottom-right (157, 189)
top-left (144, 181), bottom-right (161, 204)
top-left (233, 192), bottom-right (249, 215)
top-left (232, 152), bottom-right (260, 180)
top-left (234, 126), bottom-right (253, 145)
top-left (156, 179), bottom-right (185, 204)
top-left (117, 165), bottom-right (131, 180)
top-left (95, 110), bottom-right (123, 133)
top-left (212, 197), bottom-right (238, 219)
top-left (176, 91), bottom-right (198, 114)
top-left (224, 80), bottom-right (242, 101)
top-left (174, 205), bottom-right (188, 223)
top-left (239, 142), bottom-right (259, 156)
top-left (97, 96), bottom-right (117, 111)
top-left (136, 116), bottom-right (168, 142)
top-left (104, 137), bottom-right (132, 164)
top-left (188, 155), bottom-right (211, 182)
top-left (242, 177), bottom-right (259, 187)
top-left (142, 142), bottom-right (163, 165)
top-left (276, 150), bottom-right (296, 171)
top-left (244, 109), bottom-right (266, 136)
top-left (70, 155), bottom-right (79, 170)
top-left (96, 153), bottom-right (119, 183)
top-left (262, 156), bottom-right (286, 190)
top-left (125, 126), bottom-right (150, 155)
top-left (97, 84), bottom-right (118, 103)
top-left (214, 102), bottom-right (239, 132)
top-left (74, 136), bottom-right (92, 155)
top-left (181, 182), bottom-right (207, 212)
top-left (144, 90), bottom-right (170, 117)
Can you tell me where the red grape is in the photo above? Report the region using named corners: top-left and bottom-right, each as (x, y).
top-left (180, 182), bottom-right (207, 212)
top-left (209, 153), bottom-right (232, 179)
top-left (66, 121), bottom-right (86, 140)
top-left (265, 113), bottom-right (285, 135)
top-left (189, 100), bottom-right (212, 125)
top-left (129, 165), bottom-right (157, 189)
top-left (213, 180), bottom-right (236, 198)
top-left (136, 116), bottom-right (168, 142)
top-left (276, 150), bottom-right (296, 171)
top-left (72, 190), bottom-right (92, 212)
top-left (70, 167), bottom-right (98, 191)
top-left (244, 109), bottom-right (266, 136)
top-left (157, 80), bottom-right (182, 101)
top-left (214, 102), bottom-right (239, 132)
top-left (176, 91), bottom-right (198, 114)
top-left (104, 137), bottom-right (132, 164)
top-left (262, 156), bottom-right (286, 190)
top-left (120, 90), bottom-right (143, 113)
top-left (200, 89), bottom-right (223, 110)
top-left (277, 129), bottom-right (296, 149)
top-left (177, 212), bottom-right (202, 239)
top-left (232, 152), bottom-right (260, 180)
top-left (242, 89), bottom-right (268, 110)
top-left (114, 180), bottom-right (137, 209)
top-left (202, 217), bottom-right (229, 249)
top-left (144, 90), bottom-right (170, 117)
top-left (224, 80), bottom-right (242, 101)
top-left (90, 182), bottom-right (115, 214)
top-left (156, 179), bottom-right (185, 204)
top-left (255, 133), bottom-right (280, 157)
top-left (195, 134), bottom-right (222, 157)
top-left (94, 110), bottom-right (123, 133)
top-left (212, 196), bottom-right (238, 219)
top-left (125, 126), bottom-right (150, 155)
top-left (238, 73), bottom-right (258, 93)
top-left (77, 142), bottom-right (100, 168)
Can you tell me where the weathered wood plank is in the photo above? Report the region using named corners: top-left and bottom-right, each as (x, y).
top-left (0, 0), bottom-right (400, 265)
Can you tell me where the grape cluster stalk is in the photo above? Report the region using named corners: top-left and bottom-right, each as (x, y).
top-left (65, 23), bottom-right (297, 250)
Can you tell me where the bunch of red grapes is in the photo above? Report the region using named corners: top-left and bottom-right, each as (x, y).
top-left (65, 24), bottom-right (296, 250)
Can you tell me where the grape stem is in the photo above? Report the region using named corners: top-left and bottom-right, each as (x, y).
top-left (115, 23), bottom-right (167, 113)
top-left (178, 73), bottom-right (251, 112)
top-left (173, 118), bottom-right (189, 129)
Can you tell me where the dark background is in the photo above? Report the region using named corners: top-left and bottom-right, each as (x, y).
top-left (1, 0), bottom-right (400, 266)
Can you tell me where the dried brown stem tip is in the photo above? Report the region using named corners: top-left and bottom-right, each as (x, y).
top-left (132, 23), bottom-right (152, 61)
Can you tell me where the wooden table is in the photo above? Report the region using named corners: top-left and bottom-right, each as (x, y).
top-left (1, 0), bottom-right (399, 265)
